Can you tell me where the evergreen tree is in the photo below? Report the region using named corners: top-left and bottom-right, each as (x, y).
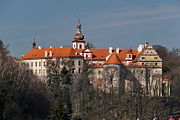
top-left (48, 100), bottom-right (68, 120)
top-left (47, 59), bottom-right (72, 120)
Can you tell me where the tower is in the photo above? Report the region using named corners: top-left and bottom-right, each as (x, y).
top-left (72, 20), bottom-right (85, 49)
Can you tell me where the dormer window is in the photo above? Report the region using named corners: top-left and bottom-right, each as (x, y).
top-left (45, 51), bottom-right (49, 57)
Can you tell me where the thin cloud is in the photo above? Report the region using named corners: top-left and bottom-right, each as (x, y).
top-left (87, 5), bottom-right (180, 30)
top-left (98, 14), bottom-right (180, 28)
top-left (99, 6), bottom-right (180, 19)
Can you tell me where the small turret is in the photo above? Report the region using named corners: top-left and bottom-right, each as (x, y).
top-left (32, 37), bottom-right (36, 48)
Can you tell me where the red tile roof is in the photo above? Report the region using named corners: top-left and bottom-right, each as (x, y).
top-left (90, 48), bottom-right (138, 61)
top-left (104, 53), bottom-right (122, 65)
top-left (126, 65), bottom-right (145, 68)
top-left (89, 65), bottom-right (104, 68)
top-left (90, 49), bottom-right (109, 60)
top-left (19, 47), bottom-right (83, 60)
top-left (163, 74), bottom-right (171, 79)
top-left (19, 47), bottom-right (139, 62)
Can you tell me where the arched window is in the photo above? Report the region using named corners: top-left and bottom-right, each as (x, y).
top-left (79, 44), bottom-right (82, 49)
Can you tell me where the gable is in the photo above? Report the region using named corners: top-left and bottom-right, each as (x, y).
top-left (136, 47), bottom-right (162, 62)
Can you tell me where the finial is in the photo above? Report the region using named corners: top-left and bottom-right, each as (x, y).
top-left (78, 13), bottom-right (80, 23)
top-left (32, 37), bottom-right (36, 48)
top-left (78, 19), bottom-right (80, 25)
top-left (33, 36), bottom-right (36, 42)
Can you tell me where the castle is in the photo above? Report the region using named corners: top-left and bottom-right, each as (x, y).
top-left (19, 21), bottom-right (170, 96)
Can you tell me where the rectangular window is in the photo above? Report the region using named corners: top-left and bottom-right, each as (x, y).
top-left (43, 61), bottom-right (46, 66)
top-left (72, 61), bottom-right (74, 66)
top-left (142, 57), bottom-right (145, 59)
top-left (78, 61), bottom-right (81, 66)
top-left (35, 62), bottom-right (37, 67)
top-left (26, 63), bottom-right (29, 67)
top-left (31, 62), bottom-right (33, 67)
top-left (72, 68), bottom-right (75, 74)
top-left (79, 68), bottom-right (81, 73)
top-left (35, 70), bottom-right (37, 74)
top-left (39, 62), bottom-right (41, 67)
top-left (155, 63), bottom-right (158, 66)
top-left (43, 69), bottom-right (46, 75)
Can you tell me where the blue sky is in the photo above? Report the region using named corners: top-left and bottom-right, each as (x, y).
top-left (0, 0), bottom-right (180, 57)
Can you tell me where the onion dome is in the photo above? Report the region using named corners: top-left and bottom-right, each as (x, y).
top-left (73, 20), bottom-right (84, 41)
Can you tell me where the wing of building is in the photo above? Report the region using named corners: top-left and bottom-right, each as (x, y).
top-left (18, 21), bottom-right (170, 97)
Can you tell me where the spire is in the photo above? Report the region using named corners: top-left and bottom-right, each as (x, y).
top-left (76, 19), bottom-right (82, 34)
top-left (32, 37), bottom-right (36, 48)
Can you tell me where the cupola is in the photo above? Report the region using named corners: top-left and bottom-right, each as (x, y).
top-left (72, 20), bottom-right (86, 49)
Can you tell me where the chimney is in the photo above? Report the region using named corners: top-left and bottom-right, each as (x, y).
top-left (38, 46), bottom-right (41, 49)
top-left (145, 42), bottom-right (149, 47)
top-left (60, 46), bottom-right (63, 48)
top-left (116, 48), bottom-right (120, 53)
top-left (45, 51), bottom-right (48, 57)
top-left (137, 44), bottom-right (145, 53)
top-left (49, 51), bottom-right (53, 57)
top-left (109, 47), bottom-right (113, 54)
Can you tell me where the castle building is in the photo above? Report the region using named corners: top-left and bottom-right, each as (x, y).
top-left (19, 21), bottom-right (170, 96)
